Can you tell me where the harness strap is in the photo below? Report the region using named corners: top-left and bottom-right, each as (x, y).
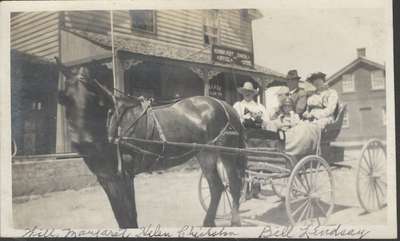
top-left (208, 98), bottom-right (237, 145)
top-left (150, 108), bottom-right (167, 142)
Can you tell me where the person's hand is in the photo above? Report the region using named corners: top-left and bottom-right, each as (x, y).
top-left (243, 113), bottom-right (252, 119)
top-left (302, 111), bottom-right (312, 120)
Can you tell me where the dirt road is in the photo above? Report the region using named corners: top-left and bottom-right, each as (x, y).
top-left (13, 155), bottom-right (386, 229)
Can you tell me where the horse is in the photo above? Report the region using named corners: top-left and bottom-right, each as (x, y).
top-left (55, 58), bottom-right (247, 228)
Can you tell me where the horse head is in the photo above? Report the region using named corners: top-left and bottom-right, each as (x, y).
top-left (55, 57), bottom-right (116, 145)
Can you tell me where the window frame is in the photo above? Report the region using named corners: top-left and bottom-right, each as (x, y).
top-left (203, 9), bottom-right (221, 46)
top-left (371, 70), bottom-right (385, 90)
top-left (342, 73), bottom-right (355, 93)
top-left (129, 10), bottom-right (157, 35)
top-left (342, 110), bottom-right (350, 128)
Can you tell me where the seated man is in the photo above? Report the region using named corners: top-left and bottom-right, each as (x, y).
top-left (233, 82), bottom-right (282, 199)
top-left (303, 72), bottom-right (339, 129)
top-left (233, 81), bottom-right (269, 129)
top-left (233, 81), bottom-right (283, 148)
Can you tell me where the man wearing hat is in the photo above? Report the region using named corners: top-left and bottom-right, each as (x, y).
top-left (286, 70), bottom-right (307, 117)
top-left (303, 72), bottom-right (339, 129)
top-left (233, 81), bottom-right (272, 199)
top-left (233, 81), bottom-right (270, 130)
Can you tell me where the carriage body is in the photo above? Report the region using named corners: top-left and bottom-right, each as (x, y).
top-left (198, 102), bottom-right (387, 225)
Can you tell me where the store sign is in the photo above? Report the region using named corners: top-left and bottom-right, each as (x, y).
top-left (212, 45), bottom-right (254, 68)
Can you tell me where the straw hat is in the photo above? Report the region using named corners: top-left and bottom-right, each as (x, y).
top-left (237, 81), bottom-right (259, 96)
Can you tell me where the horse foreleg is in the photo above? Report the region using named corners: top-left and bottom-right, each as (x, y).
top-left (97, 174), bottom-right (138, 228)
top-left (197, 152), bottom-right (224, 227)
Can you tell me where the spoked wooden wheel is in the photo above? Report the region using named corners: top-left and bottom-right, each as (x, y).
top-left (357, 139), bottom-right (387, 212)
top-left (198, 161), bottom-right (247, 218)
top-left (286, 155), bottom-right (335, 226)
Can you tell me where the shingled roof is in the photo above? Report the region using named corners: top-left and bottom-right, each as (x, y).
top-left (327, 56), bottom-right (385, 86)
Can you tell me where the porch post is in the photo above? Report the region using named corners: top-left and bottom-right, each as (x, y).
top-left (115, 54), bottom-right (125, 93)
top-left (55, 74), bottom-right (70, 153)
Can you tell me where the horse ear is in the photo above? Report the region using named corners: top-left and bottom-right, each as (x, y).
top-left (54, 57), bottom-right (72, 78)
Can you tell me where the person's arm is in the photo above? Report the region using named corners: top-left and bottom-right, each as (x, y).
top-left (233, 102), bottom-right (244, 123)
top-left (311, 90), bottom-right (339, 119)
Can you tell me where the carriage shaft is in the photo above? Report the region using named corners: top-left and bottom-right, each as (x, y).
top-left (120, 136), bottom-right (292, 172)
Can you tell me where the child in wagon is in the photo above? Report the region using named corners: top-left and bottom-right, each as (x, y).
top-left (272, 97), bottom-right (301, 131)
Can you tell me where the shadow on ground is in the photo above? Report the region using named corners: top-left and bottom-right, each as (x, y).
top-left (243, 199), bottom-right (351, 226)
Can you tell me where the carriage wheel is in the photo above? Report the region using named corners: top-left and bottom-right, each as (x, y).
top-left (286, 155), bottom-right (335, 226)
top-left (356, 139), bottom-right (387, 212)
top-left (198, 161), bottom-right (247, 218)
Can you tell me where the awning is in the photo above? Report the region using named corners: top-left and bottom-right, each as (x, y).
top-left (64, 28), bottom-right (285, 87)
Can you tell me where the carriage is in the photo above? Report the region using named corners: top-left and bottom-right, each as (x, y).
top-left (197, 104), bottom-right (387, 225)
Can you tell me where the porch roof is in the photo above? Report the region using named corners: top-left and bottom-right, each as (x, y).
top-left (64, 29), bottom-right (285, 84)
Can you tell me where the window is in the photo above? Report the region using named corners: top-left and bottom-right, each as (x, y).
top-left (129, 10), bottom-right (156, 33)
top-left (342, 74), bottom-right (355, 92)
top-left (203, 10), bottom-right (220, 45)
top-left (342, 111), bottom-right (350, 128)
top-left (32, 101), bottom-right (42, 111)
top-left (371, 70), bottom-right (385, 90)
top-left (382, 106), bottom-right (386, 126)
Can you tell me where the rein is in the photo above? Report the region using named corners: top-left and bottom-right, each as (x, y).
top-left (86, 77), bottom-right (239, 174)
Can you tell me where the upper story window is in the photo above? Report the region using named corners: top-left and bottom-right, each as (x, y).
top-left (371, 70), bottom-right (385, 90)
top-left (129, 10), bottom-right (156, 34)
top-left (203, 10), bottom-right (220, 45)
top-left (342, 111), bottom-right (350, 128)
top-left (342, 74), bottom-right (355, 93)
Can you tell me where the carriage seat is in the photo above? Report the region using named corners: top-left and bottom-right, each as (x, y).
top-left (321, 103), bottom-right (347, 143)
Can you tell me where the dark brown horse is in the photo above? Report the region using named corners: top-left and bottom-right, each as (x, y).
top-left (55, 59), bottom-right (247, 228)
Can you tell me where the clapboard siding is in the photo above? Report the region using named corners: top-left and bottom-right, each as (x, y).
top-left (11, 12), bottom-right (60, 60)
top-left (62, 9), bottom-right (254, 53)
top-left (11, 15), bottom-right (58, 41)
top-left (11, 12), bottom-right (55, 28)
top-left (219, 9), bottom-right (252, 51)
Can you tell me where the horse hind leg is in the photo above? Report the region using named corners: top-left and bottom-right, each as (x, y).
top-left (197, 151), bottom-right (224, 227)
top-left (220, 154), bottom-right (243, 227)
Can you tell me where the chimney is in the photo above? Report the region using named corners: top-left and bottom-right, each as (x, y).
top-left (357, 48), bottom-right (366, 58)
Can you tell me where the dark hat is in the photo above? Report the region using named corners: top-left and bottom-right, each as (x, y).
top-left (286, 69), bottom-right (301, 80)
top-left (306, 72), bottom-right (327, 83)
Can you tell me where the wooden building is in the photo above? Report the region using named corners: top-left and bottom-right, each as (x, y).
top-left (11, 10), bottom-right (285, 155)
top-left (327, 48), bottom-right (386, 144)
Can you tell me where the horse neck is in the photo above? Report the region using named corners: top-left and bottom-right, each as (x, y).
top-left (66, 81), bottom-right (109, 145)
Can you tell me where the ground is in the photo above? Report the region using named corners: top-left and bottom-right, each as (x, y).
top-left (13, 150), bottom-right (386, 229)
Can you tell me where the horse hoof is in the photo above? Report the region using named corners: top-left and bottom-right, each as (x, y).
top-left (203, 222), bottom-right (216, 227)
top-left (231, 221), bottom-right (241, 227)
